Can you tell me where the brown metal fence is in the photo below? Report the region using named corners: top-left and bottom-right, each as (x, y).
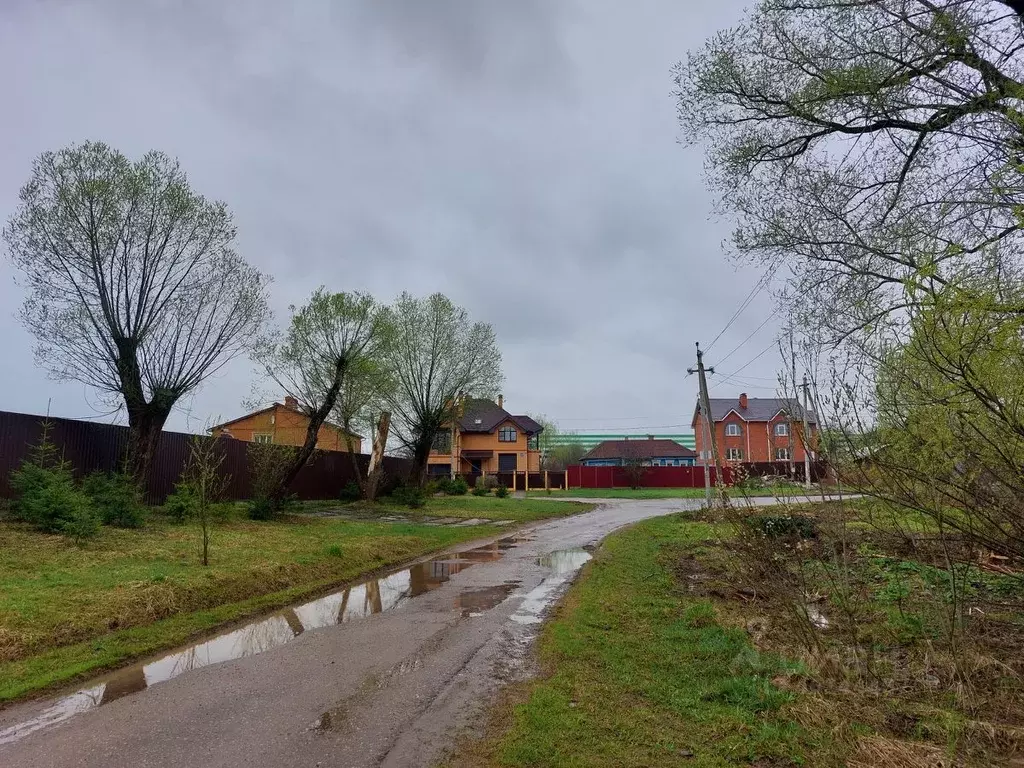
top-left (0, 410), bottom-right (411, 503)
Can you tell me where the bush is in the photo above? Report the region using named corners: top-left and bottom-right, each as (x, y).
top-left (495, 484), bottom-right (509, 498)
top-left (82, 471), bottom-right (145, 528)
top-left (472, 485), bottom-right (490, 497)
top-left (391, 484), bottom-right (426, 509)
top-left (424, 479), bottom-right (442, 496)
top-left (247, 493), bottom-right (296, 520)
top-left (61, 505), bottom-right (101, 544)
top-left (339, 481), bottom-right (362, 503)
top-left (748, 514), bottom-right (817, 540)
top-left (447, 476), bottom-right (469, 495)
top-left (162, 483), bottom-right (198, 523)
top-left (9, 423), bottom-right (97, 537)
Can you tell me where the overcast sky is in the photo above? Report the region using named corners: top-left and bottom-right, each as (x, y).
top-left (0, 0), bottom-right (784, 436)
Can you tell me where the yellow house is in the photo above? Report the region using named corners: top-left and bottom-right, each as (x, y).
top-left (427, 396), bottom-right (543, 476)
top-left (210, 396), bottom-right (363, 452)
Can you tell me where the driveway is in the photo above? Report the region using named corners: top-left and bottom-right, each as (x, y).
top-left (0, 495), bottom-right (833, 768)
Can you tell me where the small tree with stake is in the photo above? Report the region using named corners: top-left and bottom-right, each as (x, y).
top-left (181, 434), bottom-right (230, 566)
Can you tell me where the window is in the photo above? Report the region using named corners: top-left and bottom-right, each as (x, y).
top-left (253, 433), bottom-right (273, 444)
top-left (725, 423), bottom-right (742, 437)
top-left (528, 434), bottom-right (539, 450)
top-left (498, 426), bottom-right (517, 442)
top-left (775, 447), bottom-right (791, 460)
top-left (774, 423), bottom-right (789, 437)
top-left (725, 448), bottom-right (743, 461)
top-left (431, 431), bottom-right (452, 453)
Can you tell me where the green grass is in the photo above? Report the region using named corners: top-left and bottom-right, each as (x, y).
top-left (525, 485), bottom-right (807, 499)
top-left (325, 495), bottom-right (596, 522)
top-left (450, 514), bottom-right (816, 767)
top-left (0, 515), bottom-right (501, 702)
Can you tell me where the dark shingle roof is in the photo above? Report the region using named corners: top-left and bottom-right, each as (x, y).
top-left (457, 398), bottom-right (543, 435)
top-left (581, 439), bottom-right (697, 462)
top-left (698, 397), bottom-right (817, 425)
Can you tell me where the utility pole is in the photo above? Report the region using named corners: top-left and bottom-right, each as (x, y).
top-left (800, 374), bottom-right (812, 489)
top-left (688, 342), bottom-right (722, 504)
top-left (788, 329), bottom-right (797, 478)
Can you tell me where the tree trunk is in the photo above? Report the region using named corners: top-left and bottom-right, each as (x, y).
top-left (411, 434), bottom-right (433, 488)
top-left (343, 428), bottom-right (367, 498)
top-left (273, 358), bottom-right (347, 502)
top-left (124, 403), bottom-right (172, 487)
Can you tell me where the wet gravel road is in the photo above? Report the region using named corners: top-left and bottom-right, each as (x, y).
top-left (0, 496), bottom-right (821, 768)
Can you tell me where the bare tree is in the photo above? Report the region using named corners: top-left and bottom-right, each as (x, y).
top-left (257, 288), bottom-right (390, 501)
top-left (4, 142), bottom-right (269, 480)
top-left (181, 434), bottom-right (230, 566)
top-left (620, 440), bottom-right (649, 490)
top-left (676, 0), bottom-right (1024, 349)
top-left (332, 356), bottom-right (394, 498)
top-left (382, 293), bottom-right (503, 486)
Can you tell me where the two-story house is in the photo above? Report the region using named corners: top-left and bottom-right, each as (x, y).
top-left (691, 393), bottom-right (817, 465)
top-left (210, 396), bottom-right (363, 452)
top-left (427, 396), bottom-right (543, 476)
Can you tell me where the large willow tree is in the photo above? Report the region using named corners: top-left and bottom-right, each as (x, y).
top-left (4, 141), bottom-right (270, 480)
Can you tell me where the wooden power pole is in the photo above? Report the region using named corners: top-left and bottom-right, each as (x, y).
top-left (800, 374), bottom-right (812, 489)
top-left (688, 342), bottom-right (723, 504)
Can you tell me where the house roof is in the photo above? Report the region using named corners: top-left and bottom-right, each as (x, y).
top-left (457, 398), bottom-right (543, 435)
top-left (210, 401), bottom-right (363, 439)
top-left (692, 397), bottom-right (817, 426)
top-left (581, 438), bottom-right (698, 462)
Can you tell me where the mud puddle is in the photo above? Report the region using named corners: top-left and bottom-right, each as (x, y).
top-left (0, 538), bottom-right (521, 746)
top-left (455, 584), bottom-right (518, 617)
top-left (513, 549), bottom-right (593, 625)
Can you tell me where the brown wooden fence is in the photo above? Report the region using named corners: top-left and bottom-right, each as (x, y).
top-left (0, 410), bottom-right (412, 503)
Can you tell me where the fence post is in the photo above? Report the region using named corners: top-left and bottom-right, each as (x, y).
top-left (525, 469), bottom-right (529, 492)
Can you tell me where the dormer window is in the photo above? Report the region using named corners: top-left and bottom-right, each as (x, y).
top-left (498, 426), bottom-right (517, 442)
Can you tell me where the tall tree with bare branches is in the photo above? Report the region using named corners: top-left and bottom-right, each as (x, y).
top-left (676, 0), bottom-right (1024, 349)
top-left (382, 293), bottom-right (503, 486)
top-left (4, 141), bottom-right (270, 480)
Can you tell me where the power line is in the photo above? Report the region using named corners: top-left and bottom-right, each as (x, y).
top-left (720, 339), bottom-right (778, 379)
top-left (705, 262), bottom-right (778, 352)
top-left (714, 313), bottom-right (775, 367)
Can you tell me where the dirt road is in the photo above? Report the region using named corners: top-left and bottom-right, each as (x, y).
top-left (0, 496), bottom-right (818, 768)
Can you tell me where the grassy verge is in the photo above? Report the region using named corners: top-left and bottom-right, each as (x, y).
top-left (310, 495), bottom-right (597, 522)
top-left (525, 485), bottom-right (806, 499)
top-left (450, 499), bottom-right (1024, 766)
top-left (0, 516), bottom-right (499, 703)
top-left (447, 515), bottom-right (816, 767)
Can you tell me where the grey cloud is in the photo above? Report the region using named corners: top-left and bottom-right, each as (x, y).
top-left (0, 0), bottom-right (783, 435)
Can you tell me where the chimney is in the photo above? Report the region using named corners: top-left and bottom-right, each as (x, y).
top-left (497, 394), bottom-right (504, 409)
top-left (739, 393), bottom-right (748, 410)
top-left (284, 395), bottom-right (298, 410)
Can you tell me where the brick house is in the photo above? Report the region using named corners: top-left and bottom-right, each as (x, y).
top-left (427, 396), bottom-right (543, 476)
top-left (580, 437), bottom-right (698, 467)
top-left (691, 393), bottom-right (817, 465)
top-left (210, 396), bottom-right (363, 452)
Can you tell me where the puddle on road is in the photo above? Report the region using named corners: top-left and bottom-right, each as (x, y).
top-left (0, 539), bottom-right (519, 747)
top-left (455, 584), bottom-right (518, 617)
top-left (535, 549), bottom-right (593, 575)
top-left (513, 549), bottom-right (593, 625)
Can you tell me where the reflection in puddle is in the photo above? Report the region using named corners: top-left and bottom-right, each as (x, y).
top-left (513, 549), bottom-right (593, 625)
top-left (0, 539), bottom-right (516, 747)
top-left (536, 549), bottom-right (593, 575)
top-left (455, 584), bottom-right (517, 617)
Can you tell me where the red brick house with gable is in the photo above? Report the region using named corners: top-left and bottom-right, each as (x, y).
top-left (691, 393), bottom-right (817, 465)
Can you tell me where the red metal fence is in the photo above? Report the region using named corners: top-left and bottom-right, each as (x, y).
top-left (0, 409), bottom-right (412, 503)
top-left (567, 465), bottom-right (733, 489)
